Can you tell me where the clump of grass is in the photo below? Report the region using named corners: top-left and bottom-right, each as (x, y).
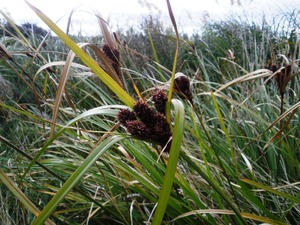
top-left (0, 2), bottom-right (299, 225)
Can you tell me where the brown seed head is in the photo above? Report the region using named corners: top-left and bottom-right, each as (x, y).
top-left (174, 75), bottom-right (193, 102)
top-left (152, 89), bottom-right (168, 114)
top-left (102, 44), bottom-right (121, 76)
top-left (117, 109), bottom-right (137, 126)
top-left (274, 64), bottom-right (292, 96)
top-left (270, 64), bottom-right (278, 73)
top-left (152, 113), bottom-right (172, 144)
top-left (133, 100), bottom-right (155, 125)
top-left (125, 120), bottom-right (151, 139)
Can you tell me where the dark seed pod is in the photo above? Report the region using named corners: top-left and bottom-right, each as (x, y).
top-left (102, 44), bottom-right (121, 77)
top-left (152, 89), bottom-right (168, 114)
top-left (117, 109), bottom-right (137, 126)
top-left (152, 113), bottom-right (172, 144)
top-left (270, 64), bottom-right (278, 73)
top-left (274, 64), bottom-right (292, 96)
top-left (125, 120), bottom-right (151, 139)
top-left (174, 74), bottom-right (193, 102)
top-left (133, 100), bottom-right (155, 125)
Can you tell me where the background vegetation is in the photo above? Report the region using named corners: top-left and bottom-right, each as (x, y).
top-left (0, 2), bottom-right (299, 225)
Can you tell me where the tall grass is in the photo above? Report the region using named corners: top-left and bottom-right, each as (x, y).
top-left (0, 1), bottom-right (299, 225)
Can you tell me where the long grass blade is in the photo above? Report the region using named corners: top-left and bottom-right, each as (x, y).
top-left (49, 47), bottom-right (76, 137)
top-left (32, 135), bottom-right (125, 225)
top-left (152, 99), bottom-right (185, 224)
top-left (22, 105), bottom-right (127, 178)
top-left (165, 0), bottom-right (180, 123)
top-left (0, 169), bottom-right (55, 225)
top-left (211, 91), bottom-right (237, 172)
top-left (25, 0), bottom-right (135, 108)
top-left (180, 152), bottom-right (247, 224)
top-left (0, 9), bottom-right (32, 46)
top-left (241, 179), bottom-right (300, 203)
top-left (172, 209), bottom-right (287, 225)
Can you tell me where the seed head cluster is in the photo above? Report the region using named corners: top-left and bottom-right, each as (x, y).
top-left (102, 44), bottom-right (121, 77)
top-left (271, 64), bottom-right (293, 97)
top-left (117, 109), bottom-right (136, 125)
top-left (133, 100), bottom-right (156, 125)
top-left (151, 89), bottom-right (168, 114)
top-left (117, 90), bottom-right (171, 149)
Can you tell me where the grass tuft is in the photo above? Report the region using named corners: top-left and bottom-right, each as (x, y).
top-left (0, 2), bottom-right (299, 225)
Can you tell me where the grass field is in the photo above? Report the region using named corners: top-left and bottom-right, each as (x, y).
top-left (0, 1), bottom-right (299, 224)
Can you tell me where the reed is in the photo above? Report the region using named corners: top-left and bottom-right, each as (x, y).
top-left (0, 2), bottom-right (299, 225)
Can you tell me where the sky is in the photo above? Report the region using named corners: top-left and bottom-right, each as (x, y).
top-left (1, 0), bottom-right (300, 35)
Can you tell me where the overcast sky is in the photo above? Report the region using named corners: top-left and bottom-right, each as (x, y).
top-left (1, 0), bottom-right (300, 35)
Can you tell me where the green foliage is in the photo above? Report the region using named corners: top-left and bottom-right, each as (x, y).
top-left (121, 16), bottom-right (177, 81)
top-left (187, 11), bottom-right (300, 84)
top-left (0, 4), bottom-right (299, 225)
